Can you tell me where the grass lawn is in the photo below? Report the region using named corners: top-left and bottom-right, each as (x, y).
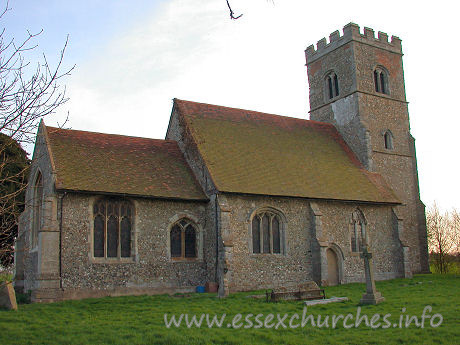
top-left (0, 274), bottom-right (459, 345)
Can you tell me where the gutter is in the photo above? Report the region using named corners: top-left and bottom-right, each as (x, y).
top-left (218, 190), bottom-right (402, 206)
top-left (55, 188), bottom-right (209, 203)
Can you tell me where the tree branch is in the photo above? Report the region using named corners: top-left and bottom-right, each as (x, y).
top-left (226, 0), bottom-right (243, 20)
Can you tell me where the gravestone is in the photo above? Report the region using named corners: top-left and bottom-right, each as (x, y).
top-left (0, 282), bottom-right (18, 310)
top-left (359, 246), bottom-right (385, 305)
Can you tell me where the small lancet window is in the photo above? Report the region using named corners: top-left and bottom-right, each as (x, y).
top-left (334, 74), bottom-right (339, 97)
top-left (32, 172), bottom-right (43, 248)
top-left (384, 130), bottom-right (394, 150)
top-left (325, 72), bottom-right (339, 100)
top-left (351, 209), bottom-right (367, 253)
top-left (380, 73), bottom-right (386, 94)
top-left (374, 67), bottom-right (389, 94)
top-left (374, 70), bottom-right (380, 92)
top-left (328, 77), bottom-right (334, 99)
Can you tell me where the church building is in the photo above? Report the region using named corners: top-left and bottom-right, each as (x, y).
top-left (14, 23), bottom-right (430, 302)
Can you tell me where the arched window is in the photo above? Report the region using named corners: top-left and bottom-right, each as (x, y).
top-left (170, 219), bottom-right (197, 259)
top-left (251, 209), bottom-right (283, 254)
top-left (384, 130), bottom-right (394, 150)
top-left (374, 67), bottom-right (389, 94)
top-left (93, 199), bottom-right (133, 258)
top-left (351, 209), bottom-right (367, 253)
top-left (325, 71), bottom-right (339, 100)
top-left (31, 172), bottom-right (43, 248)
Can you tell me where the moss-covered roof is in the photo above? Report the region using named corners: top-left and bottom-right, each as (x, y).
top-left (45, 125), bottom-right (207, 200)
top-left (174, 99), bottom-right (399, 204)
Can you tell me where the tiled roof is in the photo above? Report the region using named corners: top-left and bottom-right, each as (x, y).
top-left (44, 125), bottom-right (207, 200)
top-left (174, 99), bottom-right (399, 204)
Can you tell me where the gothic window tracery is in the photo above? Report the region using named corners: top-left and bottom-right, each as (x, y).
top-left (93, 199), bottom-right (133, 258)
top-left (170, 218), bottom-right (197, 259)
top-left (251, 210), bottom-right (283, 254)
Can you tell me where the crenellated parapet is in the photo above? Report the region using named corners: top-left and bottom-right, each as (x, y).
top-left (305, 23), bottom-right (402, 64)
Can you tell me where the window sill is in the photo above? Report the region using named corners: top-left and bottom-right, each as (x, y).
top-left (91, 257), bottom-right (136, 264)
top-left (350, 252), bottom-right (362, 257)
top-left (324, 96), bottom-right (339, 104)
top-left (250, 253), bottom-right (285, 257)
top-left (170, 257), bottom-right (202, 263)
top-left (375, 91), bottom-right (390, 97)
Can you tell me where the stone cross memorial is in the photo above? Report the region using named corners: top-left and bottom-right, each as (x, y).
top-left (359, 245), bottom-right (385, 305)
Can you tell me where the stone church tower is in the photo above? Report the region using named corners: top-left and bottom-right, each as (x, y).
top-left (305, 23), bottom-right (430, 273)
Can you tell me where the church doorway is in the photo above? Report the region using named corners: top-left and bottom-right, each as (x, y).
top-left (326, 248), bottom-right (339, 286)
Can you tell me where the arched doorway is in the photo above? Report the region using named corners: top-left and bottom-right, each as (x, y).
top-left (326, 248), bottom-right (339, 286)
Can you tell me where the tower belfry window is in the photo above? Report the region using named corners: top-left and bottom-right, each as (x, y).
top-left (334, 74), bottom-right (339, 97)
top-left (374, 67), bottom-right (389, 94)
top-left (374, 71), bottom-right (379, 92)
top-left (325, 72), bottom-right (339, 100)
top-left (380, 73), bottom-right (386, 93)
top-left (328, 77), bottom-right (333, 99)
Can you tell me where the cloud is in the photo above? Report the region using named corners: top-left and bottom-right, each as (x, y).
top-left (42, 0), bottom-right (460, 209)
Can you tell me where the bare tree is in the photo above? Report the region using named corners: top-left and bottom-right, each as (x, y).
top-left (452, 209), bottom-right (460, 254)
top-left (426, 203), bottom-right (459, 273)
top-left (0, 133), bottom-right (28, 267)
top-left (0, 3), bottom-right (73, 268)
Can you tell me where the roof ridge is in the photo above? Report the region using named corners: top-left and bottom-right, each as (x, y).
top-left (45, 125), bottom-right (176, 144)
top-left (173, 98), bottom-right (335, 128)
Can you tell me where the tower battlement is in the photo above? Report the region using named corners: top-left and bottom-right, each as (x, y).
top-left (305, 23), bottom-right (402, 64)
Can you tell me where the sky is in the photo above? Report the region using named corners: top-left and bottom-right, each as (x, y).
top-left (1, 0), bottom-right (459, 211)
